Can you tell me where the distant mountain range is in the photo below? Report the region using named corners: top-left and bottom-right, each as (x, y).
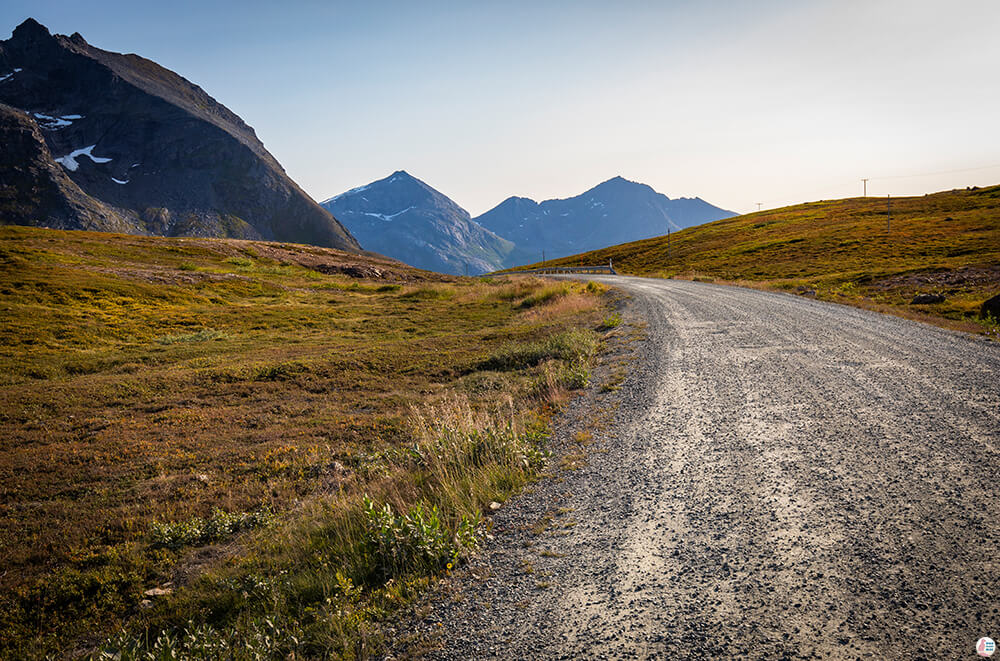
top-left (0, 18), bottom-right (359, 251)
top-left (321, 171), bottom-right (515, 275)
top-left (323, 173), bottom-right (735, 274)
top-left (476, 176), bottom-right (735, 263)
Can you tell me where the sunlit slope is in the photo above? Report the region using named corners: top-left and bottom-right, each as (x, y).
top-left (519, 185), bottom-right (1000, 322)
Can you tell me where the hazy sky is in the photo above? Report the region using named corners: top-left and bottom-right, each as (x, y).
top-left (4, 1), bottom-right (1000, 215)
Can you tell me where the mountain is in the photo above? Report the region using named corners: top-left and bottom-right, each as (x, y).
top-left (475, 176), bottom-right (735, 264)
top-left (0, 18), bottom-right (359, 251)
top-left (321, 171), bottom-right (516, 275)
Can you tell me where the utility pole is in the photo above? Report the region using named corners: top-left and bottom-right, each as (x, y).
top-left (756, 202), bottom-right (762, 212)
top-left (542, 249), bottom-right (545, 267)
top-left (862, 178), bottom-right (868, 197)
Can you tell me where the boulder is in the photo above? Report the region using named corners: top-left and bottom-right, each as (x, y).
top-left (980, 293), bottom-right (1000, 320)
top-left (910, 293), bottom-right (945, 305)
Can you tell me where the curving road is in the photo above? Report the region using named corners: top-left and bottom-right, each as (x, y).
top-left (411, 277), bottom-right (1000, 660)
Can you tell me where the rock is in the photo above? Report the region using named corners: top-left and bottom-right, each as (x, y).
top-left (980, 293), bottom-right (1000, 320)
top-left (143, 586), bottom-right (173, 598)
top-left (910, 293), bottom-right (945, 304)
top-left (139, 599), bottom-right (154, 609)
top-left (489, 501), bottom-right (502, 511)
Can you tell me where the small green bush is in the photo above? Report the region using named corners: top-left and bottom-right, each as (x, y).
top-left (599, 312), bottom-right (623, 330)
top-left (95, 617), bottom-right (305, 661)
top-left (150, 508), bottom-right (275, 550)
top-left (365, 498), bottom-right (453, 579)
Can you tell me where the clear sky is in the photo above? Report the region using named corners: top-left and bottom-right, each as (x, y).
top-left (4, 0), bottom-right (999, 215)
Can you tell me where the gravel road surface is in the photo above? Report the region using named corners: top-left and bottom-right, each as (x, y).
top-left (399, 277), bottom-right (1000, 660)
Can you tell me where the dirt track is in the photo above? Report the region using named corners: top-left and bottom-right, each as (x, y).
top-left (399, 277), bottom-right (1000, 660)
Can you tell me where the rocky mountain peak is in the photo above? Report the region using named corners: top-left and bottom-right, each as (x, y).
top-left (321, 172), bottom-right (515, 275)
top-left (11, 18), bottom-right (52, 42)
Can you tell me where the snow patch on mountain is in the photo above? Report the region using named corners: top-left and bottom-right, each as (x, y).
top-left (322, 183), bottom-right (372, 205)
top-left (33, 113), bottom-right (82, 130)
top-left (360, 205), bottom-right (415, 222)
top-left (55, 145), bottom-right (112, 171)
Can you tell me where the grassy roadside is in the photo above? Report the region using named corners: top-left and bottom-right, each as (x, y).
top-left (506, 185), bottom-right (1000, 336)
top-left (0, 226), bottom-right (615, 659)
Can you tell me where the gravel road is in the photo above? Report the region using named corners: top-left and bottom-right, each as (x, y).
top-left (397, 277), bottom-right (1000, 660)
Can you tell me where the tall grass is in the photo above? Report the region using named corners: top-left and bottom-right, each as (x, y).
top-left (482, 328), bottom-right (598, 370)
top-left (93, 395), bottom-right (552, 659)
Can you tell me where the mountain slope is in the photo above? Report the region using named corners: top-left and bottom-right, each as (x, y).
top-left (0, 18), bottom-right (359, 251)
top-left (515, 185), bottom-right (1000, 328)
top-left (475, 176), bottom-right (735, 264)
top-left (0, 103), bottom-right (134, 232)
top-left (321, 171), bottom-right (515, 275)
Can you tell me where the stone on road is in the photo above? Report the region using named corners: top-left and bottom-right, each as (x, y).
top-left (414, 277), bottom-right (1000, 660)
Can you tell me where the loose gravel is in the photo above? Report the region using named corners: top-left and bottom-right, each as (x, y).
top-left (388, 276), bottom-right (1000, 660)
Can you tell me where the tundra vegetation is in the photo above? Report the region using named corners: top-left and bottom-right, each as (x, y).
top-left (0, 226), bottom-right (611, 659)
top-left (514, 185), bottom-right (1000, 335)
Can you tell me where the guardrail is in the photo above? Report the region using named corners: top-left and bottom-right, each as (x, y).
top-left (502, 260), bottom-right (617, 276)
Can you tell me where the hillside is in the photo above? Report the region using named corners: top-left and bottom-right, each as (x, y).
top-left (0, 225), bottom-right (612, 658)
top-left (321, 171), bottom-right (516, 275)
top-left (515, 185), bottom-right (1000, 330)
top-left (0, 19), bottom-right (358, 250)
top-left (475, 175), bottom-right (735, 264)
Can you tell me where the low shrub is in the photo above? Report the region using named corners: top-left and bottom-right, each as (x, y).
top-left (249, 361), bottom-right (306, 381)
top-left (518, 284), bottom-right (570, 308)
top-left (150, 508), bottom-right (275, 550)
top-left (363, 497), bottom-right (477, 580)
top-left (400, 287), bottom-right (453, 301)
top-left (482, 328), bottom-right (598, 370)
top-left (599, 312), bottom-right (623, 330)
top-left (156, 329), bottom-right (228, 345)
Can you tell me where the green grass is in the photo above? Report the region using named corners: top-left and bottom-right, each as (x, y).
top-left (509, 185), bottom-right (1000, 334)
top-left (0, 226), bottom-right (613, 659)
